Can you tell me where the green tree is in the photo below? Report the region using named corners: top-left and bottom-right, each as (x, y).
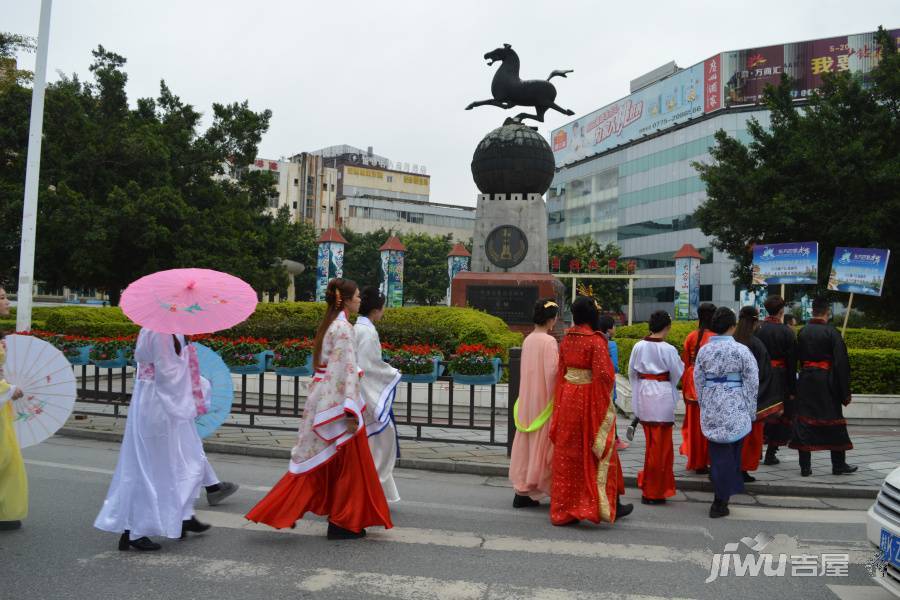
top-left (401, 232), bottom-right (453, 305)
top-left (340, 227), bottom-right (393, 290)
top-left (549, 237), bottom-right (627, 311)
top-left (0, 45), bottom-right (288, 304)
top-left (693, 27), bottom-right (900, 326)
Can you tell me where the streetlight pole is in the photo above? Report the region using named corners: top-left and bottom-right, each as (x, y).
top-left (16, 0), bottom-right (53, 332)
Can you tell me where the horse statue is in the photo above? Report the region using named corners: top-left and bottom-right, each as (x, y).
top-left (465, 43), bottom-right (575, 124)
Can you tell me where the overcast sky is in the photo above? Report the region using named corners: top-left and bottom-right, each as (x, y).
top-left (7, 1), bottom-right (899, 207)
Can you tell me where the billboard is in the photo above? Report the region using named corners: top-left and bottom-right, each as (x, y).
top-left (721, 29), bottom-right (900, 106)
top-left (751, 242), bottom-right (819, 285)
top-left (552, 61), bottom-right (715, 166)
top-left (827, 247), bottom-right (890, 297)
top-left (674, 256), bottom-right (701, 320)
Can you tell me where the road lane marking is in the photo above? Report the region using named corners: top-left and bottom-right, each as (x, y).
top-left (827, 585), bottom-right (898, 600)
top-left (727, 505), bottom-right (867, 524)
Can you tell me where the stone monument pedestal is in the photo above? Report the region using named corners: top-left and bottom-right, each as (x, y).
top-left (451, 272), bottom-right (565, 338)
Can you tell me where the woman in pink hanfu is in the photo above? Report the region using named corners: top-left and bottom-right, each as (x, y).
top-left (508, 299), bottom-right (559, 508)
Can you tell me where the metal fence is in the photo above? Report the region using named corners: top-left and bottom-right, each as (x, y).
top-left (73, 348), bottom-right (523, 455)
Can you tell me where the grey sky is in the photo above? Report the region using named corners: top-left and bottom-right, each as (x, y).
top-left (7, 0), bottom-right (899, 207)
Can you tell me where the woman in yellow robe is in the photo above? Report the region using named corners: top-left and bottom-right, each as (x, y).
top-left (0, 285), bottom-right (27, 530)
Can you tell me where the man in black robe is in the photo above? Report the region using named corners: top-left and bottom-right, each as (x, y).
top-left (788, 297), bottom-right (856, 476)
top-left (757, 296), bottom-right (797, 465)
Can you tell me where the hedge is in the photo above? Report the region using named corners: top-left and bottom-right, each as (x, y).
top-left (13, 303), bottom-right (524, 358)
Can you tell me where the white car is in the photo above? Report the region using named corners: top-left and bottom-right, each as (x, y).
top-left (868, 465), bottom-right (900, 596)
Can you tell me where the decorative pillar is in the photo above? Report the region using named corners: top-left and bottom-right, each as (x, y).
top-left (379, 235), bottom-right (406, 308)
top-left (447, 243), bottom-right (471, 306)
top-left (315, 228), bottom-right (348, 302)
top-left (673, 244), bottom-right (702, 320)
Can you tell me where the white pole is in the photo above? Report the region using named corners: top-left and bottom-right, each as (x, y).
top-left (16, 0), bottom-right (53, 333)
top-left (627, 277), bottom-right (634, 326)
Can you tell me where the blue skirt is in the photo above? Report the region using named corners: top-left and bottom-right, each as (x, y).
top-left (708, 439), bottom-right (745, 501)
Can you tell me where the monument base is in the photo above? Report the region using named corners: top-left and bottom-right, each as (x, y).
top-left (451, 272), bottom-right (565, 338)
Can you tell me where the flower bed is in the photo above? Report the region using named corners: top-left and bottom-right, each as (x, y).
top-left (272, 338), bottom-right (314, 376)
top-left (216, 337), bottom-right (269, 374)
top-left (448, 344), bottom-right (503, 386)
top-left (89, 336), bottom-right (135, 368)
top-left (385, 343), bottom-right (444, 383)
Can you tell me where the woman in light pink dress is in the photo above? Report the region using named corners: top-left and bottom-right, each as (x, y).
top-left (508, 299), bottom-right (559, 508)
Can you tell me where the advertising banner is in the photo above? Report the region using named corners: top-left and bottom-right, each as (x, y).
top-left (446, 255), bottom-right (470, 306)
top-left (552, 61), bottom-right (708, 166)
top-left (722, 29), bottom-right (900, 106)
top-left (739, 288), bottom-right (768, 319)
top-left (674, 256), bottom-right (701, 320)
top-left (827, 247), bottom-right (890, 297)
top-left (751, 242), bottom-right (819, 285)
top-left (380, 249), bottom-right (405, 308)
top-left (315, 241), bottom-right (345, 302)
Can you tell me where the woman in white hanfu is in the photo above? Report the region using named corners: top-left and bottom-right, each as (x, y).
top-left (246, 278), bottom-right (393, 540)
top-left (94, 329), bottom-right (213, 551)
top-left (354, 286), bottom-right (402, 503)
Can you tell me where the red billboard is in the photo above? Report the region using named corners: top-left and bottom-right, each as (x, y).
top-left (722, 29), bottom-right (900, 106)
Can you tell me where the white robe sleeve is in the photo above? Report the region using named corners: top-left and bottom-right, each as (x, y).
top-left (666, 344), bottom-right (686, 407)
top-left (355, 325), bottom-right (400, 430)
top-left (627, 341), bottom-right (642, 420)
top-left (147, 331), bottom-right (197, 422)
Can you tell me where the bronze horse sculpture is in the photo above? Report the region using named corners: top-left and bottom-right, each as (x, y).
top-left (466, 43), bottom-right (574, 124)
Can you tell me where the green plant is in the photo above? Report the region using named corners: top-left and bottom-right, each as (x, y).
top-left (272, 338), bottom-right (313, 368)
top-left (386, 344), bottom-right (443, 375)
top-left (88, 336), bottom-right (133, 361)
top-left (218, 337), bottom-right (268, 367)
top-left (447, 343), bottom-right (501, 376)
top-left (848, 349), bottom-right (900, 395)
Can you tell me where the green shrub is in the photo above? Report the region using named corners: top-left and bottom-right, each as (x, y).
top-left (220, 302), bottom-right (327, 340)
top-left (612, 338), bottom-right (638, 374)
top-left (841, 328), bottom-right (900, 350)
top-left (848, 349), bottom-right (900, 395)
top-left (0, 319), bottom-right (48, 334)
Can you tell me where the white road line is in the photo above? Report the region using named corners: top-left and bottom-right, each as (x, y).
top-left (198, 510), bottom-right (713, 567)
top-left (727, 505), bottom-right (867, 524)
top-left (77, 552), bottom-right (696, 600)
top-left (25, 459), bottom-right (114, 475)
top-left (827, 584), bottom-right (898, 600)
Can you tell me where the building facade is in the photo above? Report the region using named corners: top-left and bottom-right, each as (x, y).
top-left (549, 28), bottom-right (898, 321)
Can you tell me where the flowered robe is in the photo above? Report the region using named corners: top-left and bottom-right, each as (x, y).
top-left (0, 341), bottom-right (27, 521)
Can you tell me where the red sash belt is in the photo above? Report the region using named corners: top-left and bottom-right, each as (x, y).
top-left (770, 359), bottom-right (786, 368)
top-left (638, 372), bottom-right (670, 381)
top-left (802, 360), bottom-right (832, 370)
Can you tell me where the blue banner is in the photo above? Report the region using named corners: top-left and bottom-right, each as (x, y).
top-left (827, 247), bottom-right (890, 297)
top-left (751, 242), bottom-right (818, 285)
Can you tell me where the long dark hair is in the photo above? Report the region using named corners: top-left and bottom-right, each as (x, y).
top-left (693, 302), bottom-right (716, 358)
top-left (734, 305), bottom-right (760, 346)
top-left (313, 278), bottom-right (358, 366)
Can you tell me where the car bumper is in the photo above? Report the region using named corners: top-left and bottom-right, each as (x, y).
top-left (866, 505), bottom-right (900, 597)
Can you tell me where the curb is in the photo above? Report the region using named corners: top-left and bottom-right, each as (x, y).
top-left (57, 428), bottom-right (879, 499)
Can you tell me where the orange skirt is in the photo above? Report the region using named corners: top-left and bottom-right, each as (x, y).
top-left (245, 432), bottom-right (393, 533)
top-left (680, 401), bottom-right (709, 470)
top-left (637, 423), bottom-right (676, 500)
top-left (740, 421), bottom-right (765, 472)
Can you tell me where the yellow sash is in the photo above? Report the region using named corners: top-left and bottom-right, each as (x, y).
top-left (513, 398), bottom-right (553, 432)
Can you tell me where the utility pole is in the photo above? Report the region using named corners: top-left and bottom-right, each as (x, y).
top-left (16, 0), bottom-right (53, 332)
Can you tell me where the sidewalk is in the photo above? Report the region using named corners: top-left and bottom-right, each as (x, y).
top-left (61, 404), bottom-right (899, 499)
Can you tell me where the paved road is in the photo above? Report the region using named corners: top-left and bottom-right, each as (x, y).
top-left (3, 436), bottom-right (895, 600)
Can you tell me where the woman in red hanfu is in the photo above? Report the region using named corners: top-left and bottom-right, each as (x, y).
top-left (679, 302), bottom-right (716, 474)
top-left (245, 278), bottom-right (392, 540)
top-left (549, 296), bottom-right (633, 526)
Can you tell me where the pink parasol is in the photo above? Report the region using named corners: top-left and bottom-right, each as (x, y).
top-left (120, 268), bottom-right (258, 335)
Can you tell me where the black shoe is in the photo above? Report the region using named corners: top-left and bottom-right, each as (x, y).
top-left (641, 497), bottom-right (666, 505)
top-left (616, 501), bottom-right (634, 519)
top-left (513, 494), bottom-right (540, 508)
top-left (207, 482), bottom-right (239, 506)
top-left (118, 532), bottom-right (161, 551)
top-left (763, 455), bottom-right (780, 466)
top-left (625, 424), bottom-right (636, 441)
top-left (181, 516), bottom-right (211, 538)
top-left (801, 467), bottom-right (812, 477)
top-left (0, 520), bottom-right (22, 531)
top-left (742, 471), bottom-right (757, 483)
top-left (695, 467), bottom-right (710, 475)
top-left (709, 500), bottom-right (730, 519)
top-left (832, 464), bottom-right (858, 475)
top-left (327, 522), bottom-right (366, 540)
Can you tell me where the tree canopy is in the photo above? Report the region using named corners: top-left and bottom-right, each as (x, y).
top-left (0, 43), bottom-right (288, 304)
top-left (693, 26), bottom-right (900, 326)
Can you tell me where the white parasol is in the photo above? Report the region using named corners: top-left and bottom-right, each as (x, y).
top-left (3, 334), bottom-right (77, 448)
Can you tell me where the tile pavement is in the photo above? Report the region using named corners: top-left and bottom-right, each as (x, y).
top-left (63, 402), bottom-right (899, 498)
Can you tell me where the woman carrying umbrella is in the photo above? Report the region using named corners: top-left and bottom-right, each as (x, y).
top-left (94, 329), bottom-right (215, 550)
top-left (0, 286), bottom-right (27, 531)
top-left (246, 278), bottom-right (392, 539)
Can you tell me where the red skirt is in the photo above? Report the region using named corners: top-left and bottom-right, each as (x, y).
top-left (740, 421), bottom-right (765, 472)
top-left (679, 401), bottom-right (709, 470)
top-left (245, 432), bottom-right (393, 533)
top-left (637, 422), bottom-right (676, 500)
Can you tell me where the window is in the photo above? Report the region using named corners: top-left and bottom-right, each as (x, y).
top-left (292, 202), bottom-right (297, 209)
top-left (618, 214), bottom-right (698, 241)
top-left (625, 248), bottom-right (713, 270)
top-left (322, 182), bottom-right (328, 191)
top-left (293, 178), bottom-right (299, 186)
top-left (386, 175), bottom-right (393, 183)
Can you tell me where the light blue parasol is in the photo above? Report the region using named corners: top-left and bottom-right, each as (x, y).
top-left (192, 343), bottom-right (234, 439)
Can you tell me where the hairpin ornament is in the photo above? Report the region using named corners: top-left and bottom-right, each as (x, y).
top-left (335, 289), bottom-right (342, 305)
top-left (543, 301), bottom-right (558, 308)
